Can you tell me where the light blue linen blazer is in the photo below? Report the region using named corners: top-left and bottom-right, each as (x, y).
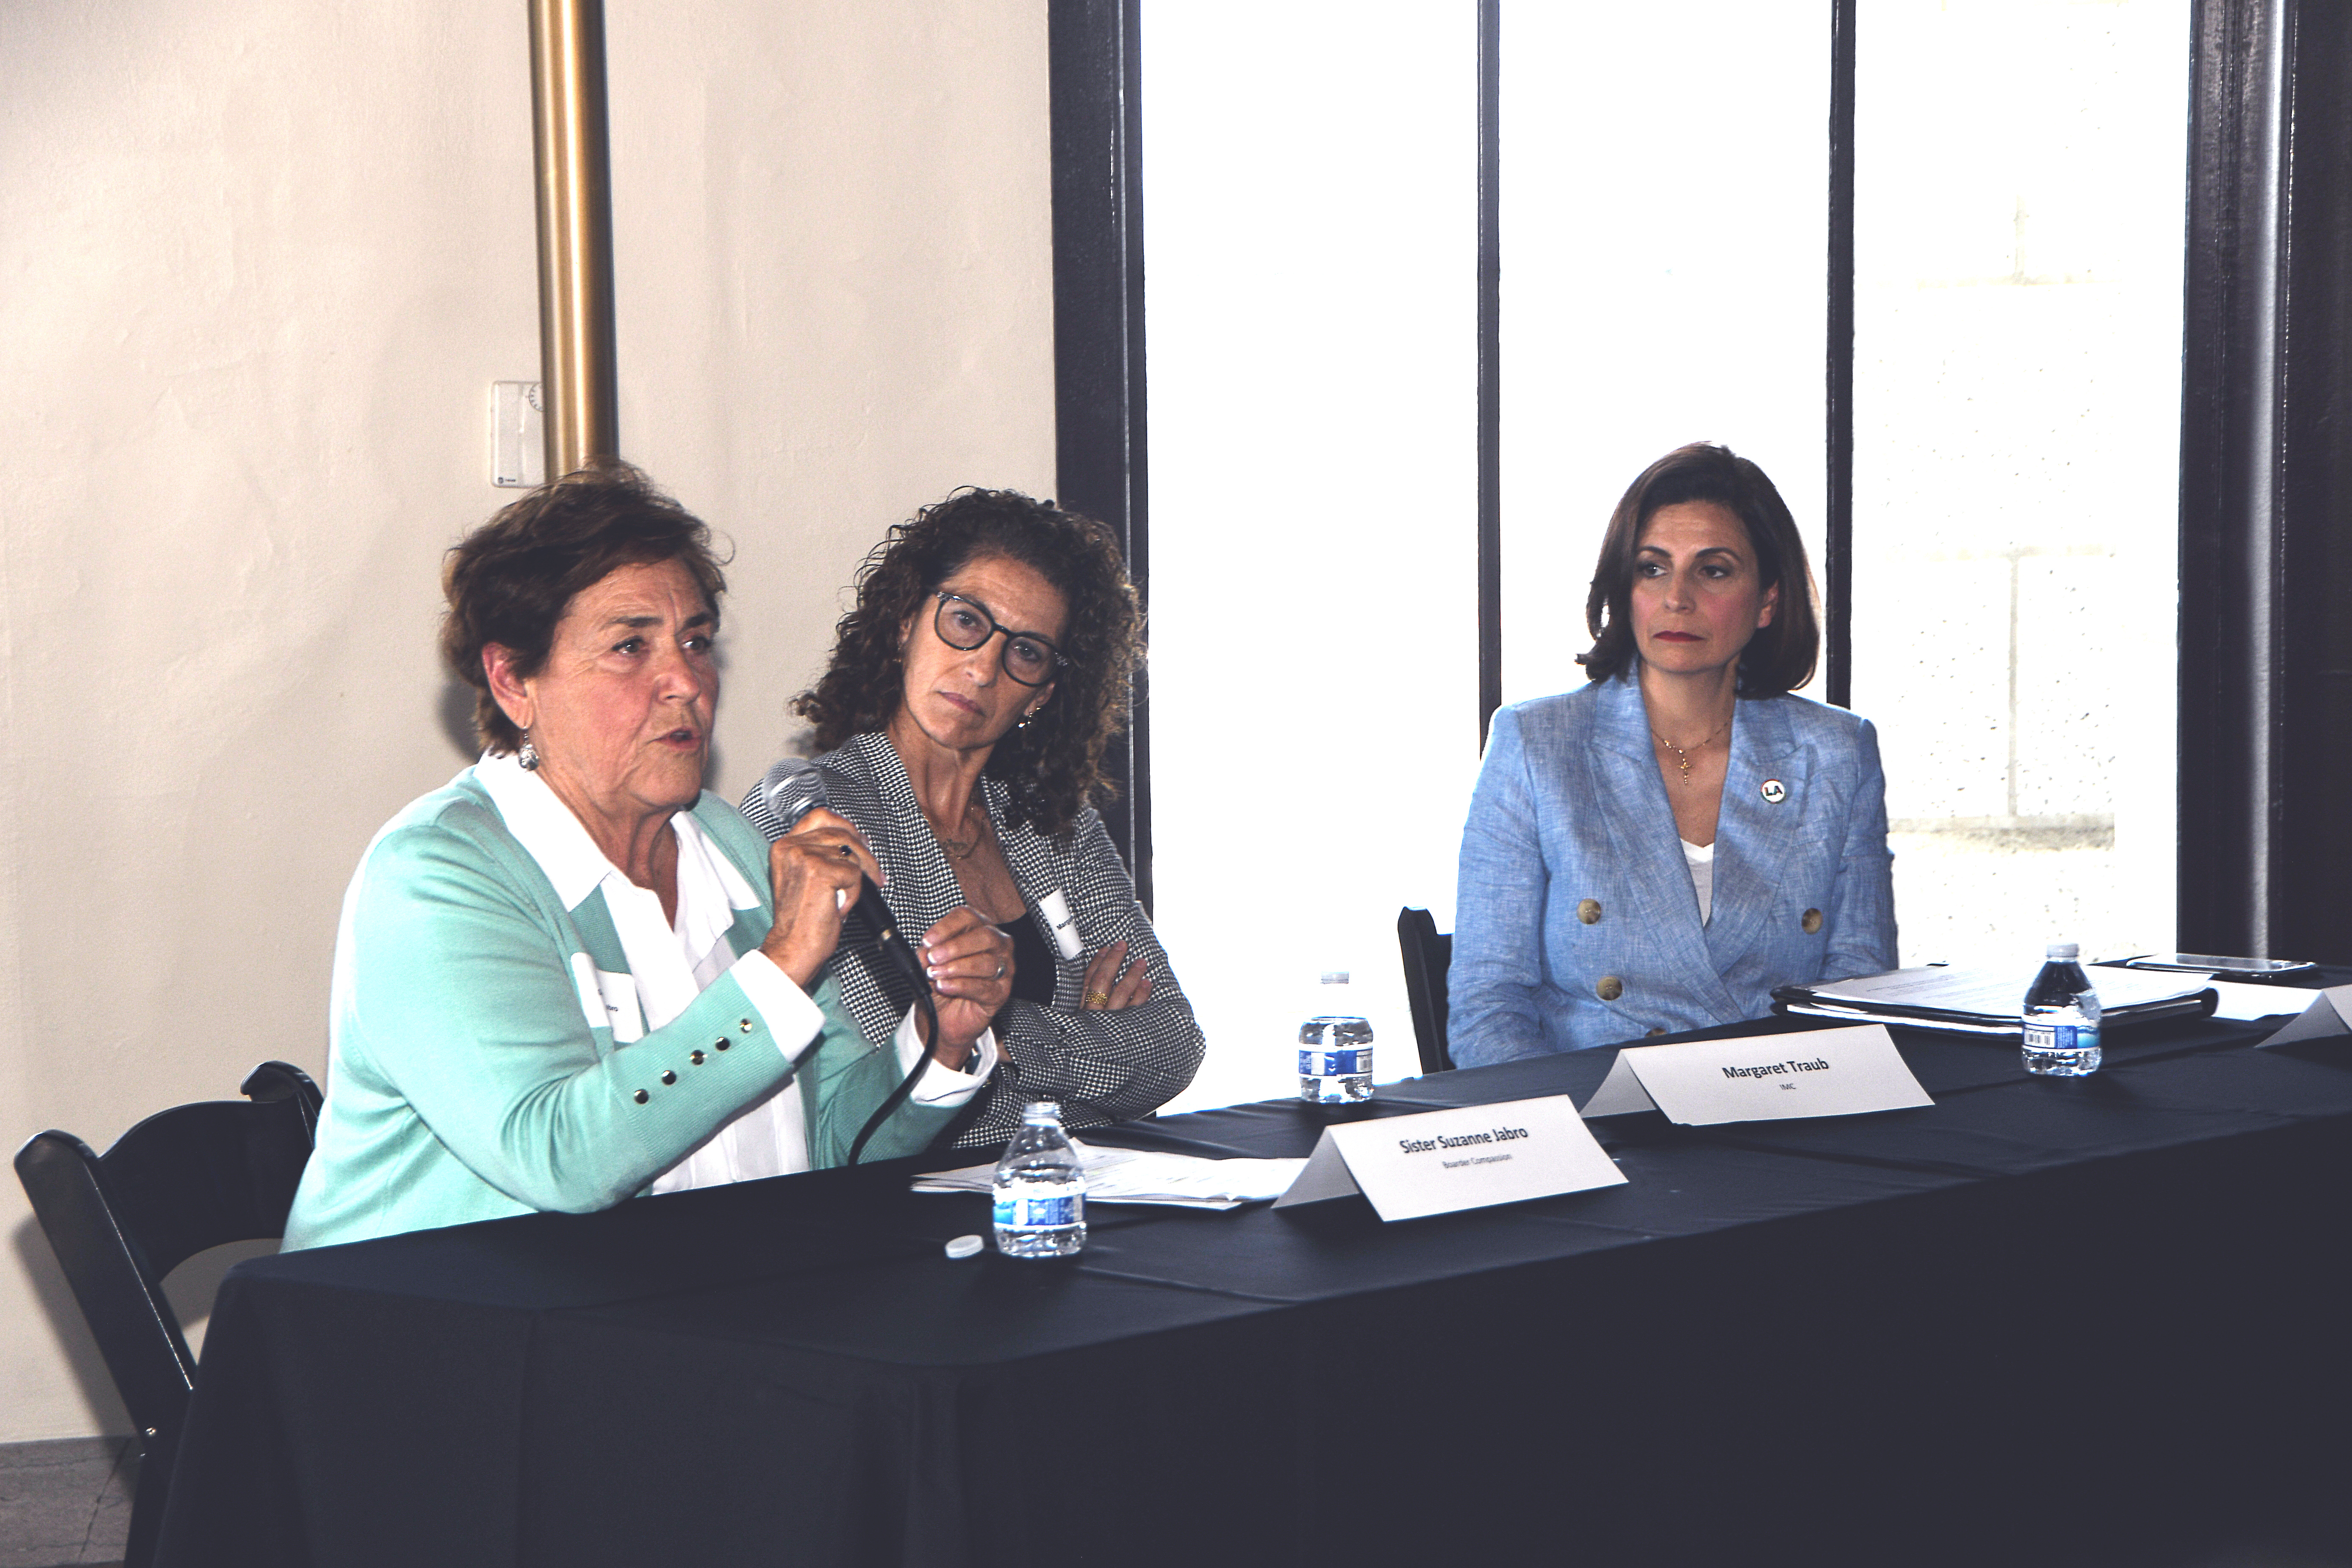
top-left (1448, 675), bottom-right (1897, 1063)
top-left (283, 769), bottom-right (952, 1250)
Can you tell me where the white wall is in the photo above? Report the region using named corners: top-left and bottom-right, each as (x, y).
top-left (606, 2), bottom-right (1056, 786)
top-left (0, 0), bottom-right (1052, 1443)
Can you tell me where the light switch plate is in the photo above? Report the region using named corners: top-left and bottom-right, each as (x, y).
top-left (492, 381), bottom-right (545, 488)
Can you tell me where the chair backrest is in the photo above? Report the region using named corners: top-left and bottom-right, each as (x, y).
top-left (1396, 907), bottom-right (1454, 1074)
top-left (15, 1062), bottom-right (320, 1450)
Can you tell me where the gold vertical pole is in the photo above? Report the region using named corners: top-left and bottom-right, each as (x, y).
top-left (529, 0), bottom-right (619, 478)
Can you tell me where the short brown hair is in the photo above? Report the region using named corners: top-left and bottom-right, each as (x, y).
top-left (794, 489), bottom-right (1142, 840)
top-left (1581, 443), bottom-right (1820, 697)
top-left (441, 463), bottom-right (727, 753)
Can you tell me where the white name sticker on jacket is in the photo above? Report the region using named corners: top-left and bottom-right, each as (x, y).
top-left (1579, 1024), bottom-right (1932, 1125)
top-left (1271, 1096), bottom-right (1624, 1222)
top-left (569, 954), bottom-right (603, 1030)
top-left (1037, 890), bottom-right (1083, 962)
top-left (570, 953), bottom-right (645, 1042)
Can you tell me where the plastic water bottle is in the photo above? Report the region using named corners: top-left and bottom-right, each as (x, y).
top-left (991, 1101), bottom-right (1086, 1258)
top-left (1298, 970), bottom-right (1374, 1104)
top-left (2022, 942), bottom-right (2102, 1077)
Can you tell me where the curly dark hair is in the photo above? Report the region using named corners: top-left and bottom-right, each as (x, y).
top-left (795, 488), bottom-right (1143, 839)
top-left (1581, 442), bottom-right (1821, 697)
top-left (441, 461), bottom-right (727, 753)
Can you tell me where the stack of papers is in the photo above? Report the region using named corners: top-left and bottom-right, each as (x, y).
top-left (912, 1145), bottom-right (1308, 1211)
top-left (2205, 980), bottom-right (2322, 1021)
top-left (1774, 966), bottom-right (2217, 1037)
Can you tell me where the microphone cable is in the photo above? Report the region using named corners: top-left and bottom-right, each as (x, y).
top-left (753, 761), bottom-right (962, 1166)
top-left (844, 893), bottom-right (941, 1165)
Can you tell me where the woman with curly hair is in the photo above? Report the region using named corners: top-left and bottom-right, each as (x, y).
top-left (743, 488), bottom-right (1203, 1149)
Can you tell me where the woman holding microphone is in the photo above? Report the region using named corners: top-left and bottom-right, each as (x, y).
top-left (286, 465), bottom-right (1003, 1250)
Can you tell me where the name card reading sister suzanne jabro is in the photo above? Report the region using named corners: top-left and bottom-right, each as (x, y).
top-left (1579, 1024), bottom-right (1933, 1125)
top-left (1272, 1096), bottom-right (1625, 1222)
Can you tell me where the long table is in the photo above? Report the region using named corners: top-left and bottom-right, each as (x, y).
top-left (153, 1002), bottom-right (2352, 1567)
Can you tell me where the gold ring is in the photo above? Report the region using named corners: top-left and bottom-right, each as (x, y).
top-left (1083, 989), bottom-right (1111, 1008)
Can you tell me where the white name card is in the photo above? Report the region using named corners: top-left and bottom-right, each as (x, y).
top-left (2257, 983), bottom-right (2352, 1048)
top-left (1578, 1024), bottom-right (1933, 1126)
top-left (1271, 1096), bottom-right (1625, 1222)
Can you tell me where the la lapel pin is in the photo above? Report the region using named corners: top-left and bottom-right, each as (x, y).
top-left (1760, 779), bottom-right (1787, 803)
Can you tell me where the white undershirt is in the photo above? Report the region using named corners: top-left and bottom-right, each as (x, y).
top-left (473, 753), bottom-right (994, 1195)
top-left (1681, 838), bottom-right (1715, 927)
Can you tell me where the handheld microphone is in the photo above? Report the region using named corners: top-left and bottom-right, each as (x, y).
top-left (762, 761), bottom-right (924, 989)
top-left (838, 876), bottom-right (924, 989)
top-left (759, 761), bottom-right (942, 1164)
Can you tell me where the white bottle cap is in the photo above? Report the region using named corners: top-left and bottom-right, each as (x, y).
top-left (944, 1234), bottom-right (984, 1260)
top-left (1021, 1100), bottom-right (1062, 1121)
top-left (2046, 942), bottom-right (2080, 959)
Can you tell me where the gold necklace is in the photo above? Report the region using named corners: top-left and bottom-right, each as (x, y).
top-left (926, 799), bottom-right (987, 861)
top-left (1650, 717), bottom-right (1730, 786)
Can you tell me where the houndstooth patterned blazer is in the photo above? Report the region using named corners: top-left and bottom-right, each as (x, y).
top-left (743, 731), bottom-right (1205, 1150)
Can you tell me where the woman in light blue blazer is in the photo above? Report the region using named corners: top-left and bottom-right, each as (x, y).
top-left (1449, 443), bottom-right (1896, 1064)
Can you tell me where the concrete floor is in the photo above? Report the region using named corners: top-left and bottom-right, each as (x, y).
top-left (0, 1439), bottom-right (132, 1568)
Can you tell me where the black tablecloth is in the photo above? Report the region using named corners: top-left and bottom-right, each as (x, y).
top-left (154, 1013), bottom-right (2352, 1568)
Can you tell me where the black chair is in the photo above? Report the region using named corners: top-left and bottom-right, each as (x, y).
top-left (15, 1062), bottom-right (321, 1568)
top-left (1397, 907), bottom-right (1454, 1074)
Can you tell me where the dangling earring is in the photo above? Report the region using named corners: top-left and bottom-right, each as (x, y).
top-left (1017, 705), bottom-right (1042, 730)
top-left (518, 729), bottom-right (541, 771)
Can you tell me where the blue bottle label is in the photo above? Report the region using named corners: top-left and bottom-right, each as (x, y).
top-left (1299, 1048), bottom-right (1372, 1077)
top-left (994, 1192), bottom-right (1083, 1230)
top-left (2024, 1022), bottom-right (2099, 1052)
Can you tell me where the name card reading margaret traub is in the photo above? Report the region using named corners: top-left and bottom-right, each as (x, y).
top-left (1271, 1096), bottom-right (1625, 1222)
top-left (1577, 1024), bottom-right (1933, 1126)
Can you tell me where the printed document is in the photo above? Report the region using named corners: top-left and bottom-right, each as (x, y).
top-left (914, 1145), bottom-right (1307, 1210)
top-left (1801, 965), bottom-right (2213, 1020)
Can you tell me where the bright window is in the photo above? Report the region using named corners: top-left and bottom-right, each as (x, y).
top-left (1850, 0), bottom-right (2187, 965)
top-left (1142, 3), bottom-right (1479, 1113)
top-left (1136, 2), bottom-right (2191, 1112)
top-left (1499, 2), bottom-right (1829, 705)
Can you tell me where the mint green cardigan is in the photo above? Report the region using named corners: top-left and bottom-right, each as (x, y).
top-left (282, 769), bottom-right (950, 1250)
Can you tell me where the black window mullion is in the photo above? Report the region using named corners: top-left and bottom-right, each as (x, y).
top-left (1826, 0), bottom-right (1857, 709)
top-left (2180, 0), bottom-right (2352, 961)
top-left (1476, 0), bottom-right (1503, 749)
top-left (1048, 0), bottom-right (1153, 909)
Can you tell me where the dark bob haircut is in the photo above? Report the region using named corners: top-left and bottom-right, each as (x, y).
top-left (795, 488), bottom-right (1143, 840)
top-left (1581, 442), bottom-right (1820, 697)
top-left (441, 462), bottom-right (727, 754)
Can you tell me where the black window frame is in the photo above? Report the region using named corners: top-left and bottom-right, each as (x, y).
top-left (1048, 0), bottom-right (1152, 909)
top-left (1050, 0), bottom-right (2352, 961)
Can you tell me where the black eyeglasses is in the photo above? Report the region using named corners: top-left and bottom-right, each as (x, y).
top-left (930, 592), bottom-right (1069, 688)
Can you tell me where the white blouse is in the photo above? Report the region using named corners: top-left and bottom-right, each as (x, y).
top-left (1680, 837), bottom-right (1716, 927)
